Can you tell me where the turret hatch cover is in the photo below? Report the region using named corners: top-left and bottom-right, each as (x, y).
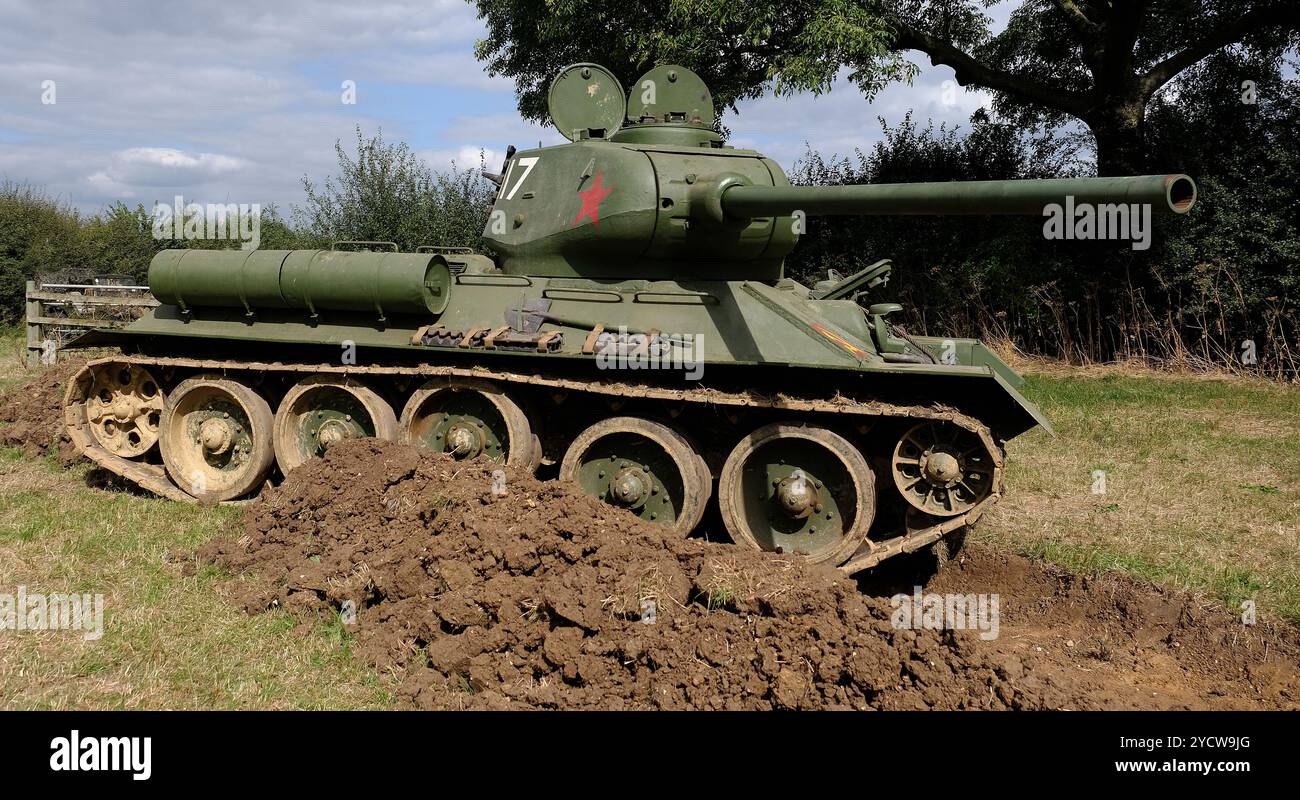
top-left (629, 65), bottom-right (714, 127)
top-left (548, 63), bottom-right (627, 141)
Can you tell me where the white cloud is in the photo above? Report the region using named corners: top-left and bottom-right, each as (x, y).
top-left (85, 171), bottom-right (136, 199)
top-left (726, 59), bottom-right (998, 171)
top-left (0, 0), bottom-right (1029, 212)
top-left (0, 0), bottom-right (493, 210)
top-left (77, 147), bottom-right (251, 202)
top-left (116, 148), bottom-right (247, 176)
top-left (418, 146), bottom-right (500, 172)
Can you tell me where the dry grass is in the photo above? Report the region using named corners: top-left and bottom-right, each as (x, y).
top-left (697, 554), bottom-right (800, 610)
top-left (0, 451), bottom-right (395, 709)
top-left (987, 333), bottom-right (1300, 387)
top-left (0, 325), bottom-right (31, 393)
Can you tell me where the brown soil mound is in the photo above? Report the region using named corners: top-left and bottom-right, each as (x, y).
top-left (199, 439), bottom-right (1032, 710)
top-left (198, 439), bottom-right (1300, 710)
top-left (0, 357), bottom-right (85, 465)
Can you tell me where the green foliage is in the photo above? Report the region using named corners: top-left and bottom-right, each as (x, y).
top-left (295, 127), bottom-right (494, 252)
top-left (476, 1), bottom-right (1298, 173)
top-left (1144, 48), bottom-right (1300, 371)
top-left (79, 203), bottom-right (166, 282)
top-left (975, 0), bottom-right (1296, 127)
top-left (240, 205), bottom-right (313, 251)
top-left (474, 0), bottom-right (910, 123)
top-left (0, 182), bottom-right (85, 321)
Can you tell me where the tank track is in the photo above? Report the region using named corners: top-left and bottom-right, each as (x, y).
top-left (64, 354), bottom-right (1004, 575)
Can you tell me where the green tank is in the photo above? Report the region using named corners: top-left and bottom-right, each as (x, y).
top-left (64, 63), bottom-right (1196, 574)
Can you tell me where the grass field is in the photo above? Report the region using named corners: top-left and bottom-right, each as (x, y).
top-left (0, 332), bottom-right (1297, 708)
top-left (0, 333), bottom-right (394, 708)
top-left (0, 325), bottom-right (28, 393)
top-left (982, 365), bottom-right (1300, 621)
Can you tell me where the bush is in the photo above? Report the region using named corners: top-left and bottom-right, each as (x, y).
top-left (295, 127), bottom-right (495, 253)
top-left (0, 182), bottom-right (86, 321)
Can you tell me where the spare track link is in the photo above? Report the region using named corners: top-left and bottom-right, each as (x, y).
top-left (64, 355), bottom-right (1004, 573)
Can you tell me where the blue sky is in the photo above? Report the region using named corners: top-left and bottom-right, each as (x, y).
top-left (0, 0), bottom-right (1013, 215)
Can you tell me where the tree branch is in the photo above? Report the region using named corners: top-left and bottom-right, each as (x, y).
top-left (1141, 4), bottom-right (1296, 94)
top-left (1053, 0), bottom-right (1107, 79)
top-left (889, 18), bottom-right (1091, 118)
top-left (1053, 0), bottom-right (1101, 38)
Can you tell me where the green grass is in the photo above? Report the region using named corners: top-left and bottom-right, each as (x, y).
top-left (0, 453), bottom-right (396, 709)
top-left (980, 369), bottom-right (1300, 622)
top-left (0, 324), bottom-right (29, 393)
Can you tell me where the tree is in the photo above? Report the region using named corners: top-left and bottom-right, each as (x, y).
top-left (899, 0), bottom-right (1298, 175)
top-left (295, 127), bottom-right (495, 252)
top-left (475, 0), bottom-right (909, 125)
top-left (474, 0), bottom-right (1298, 174)
top-left (1142, 47), bottom-right (1300, 374)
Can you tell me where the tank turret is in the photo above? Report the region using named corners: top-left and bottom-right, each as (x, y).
top-left (481, 63), bottom-right (1195, 281)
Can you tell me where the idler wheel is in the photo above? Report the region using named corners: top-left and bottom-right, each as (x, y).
top-left (718, 422), bottom-right (874, 566)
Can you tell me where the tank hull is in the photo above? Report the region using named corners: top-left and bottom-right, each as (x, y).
top-left (77, 271), bottom-right (1048, 438)
top-left (64, 268), bottom-right (1045, 574)
top-left (54, 59), bottom-right (1198, 576)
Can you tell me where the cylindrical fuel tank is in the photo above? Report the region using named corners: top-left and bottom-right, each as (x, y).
top-left (149, 249), bottom-right (452, 319)
top-left (149, 249), bottom-right (291, 312)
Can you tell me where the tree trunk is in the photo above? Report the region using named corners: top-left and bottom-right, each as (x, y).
top-left (1088, 98), bottom-right (1149, 176)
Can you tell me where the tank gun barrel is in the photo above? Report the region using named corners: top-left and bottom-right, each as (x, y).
top-left (719, 174), bottom-right (1197, 219)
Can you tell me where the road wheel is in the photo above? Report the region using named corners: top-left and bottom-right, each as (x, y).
top-left (160, 375), bottom-right (274, 501)
top-left (400, 378), bottom-right (539, 469)
top-left (273, 374), bottom-right (397, 475)
top-left (559, 416), bottom-right (710, 536)
top-left (719, 422), bottom-right (874, 566)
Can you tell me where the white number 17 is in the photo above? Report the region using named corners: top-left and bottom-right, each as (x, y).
top-left (503, 156), bottom-right (539, 200)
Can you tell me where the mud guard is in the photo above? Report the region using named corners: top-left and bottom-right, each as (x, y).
top-left (990, 368), bottom-right (1054, 438)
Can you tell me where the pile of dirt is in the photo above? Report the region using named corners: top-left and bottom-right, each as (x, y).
top-left (199, 439), bottom-right (1040, 710)
top-left (919, 545), bottom-right (1300, 710)
top-left (198, 438), bottom-right (1300, 710)
top-left (0, 357), bottom-right (85, 464)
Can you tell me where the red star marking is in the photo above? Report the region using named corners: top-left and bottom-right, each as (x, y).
top-left (573, 171), bottom-right (613, 226)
